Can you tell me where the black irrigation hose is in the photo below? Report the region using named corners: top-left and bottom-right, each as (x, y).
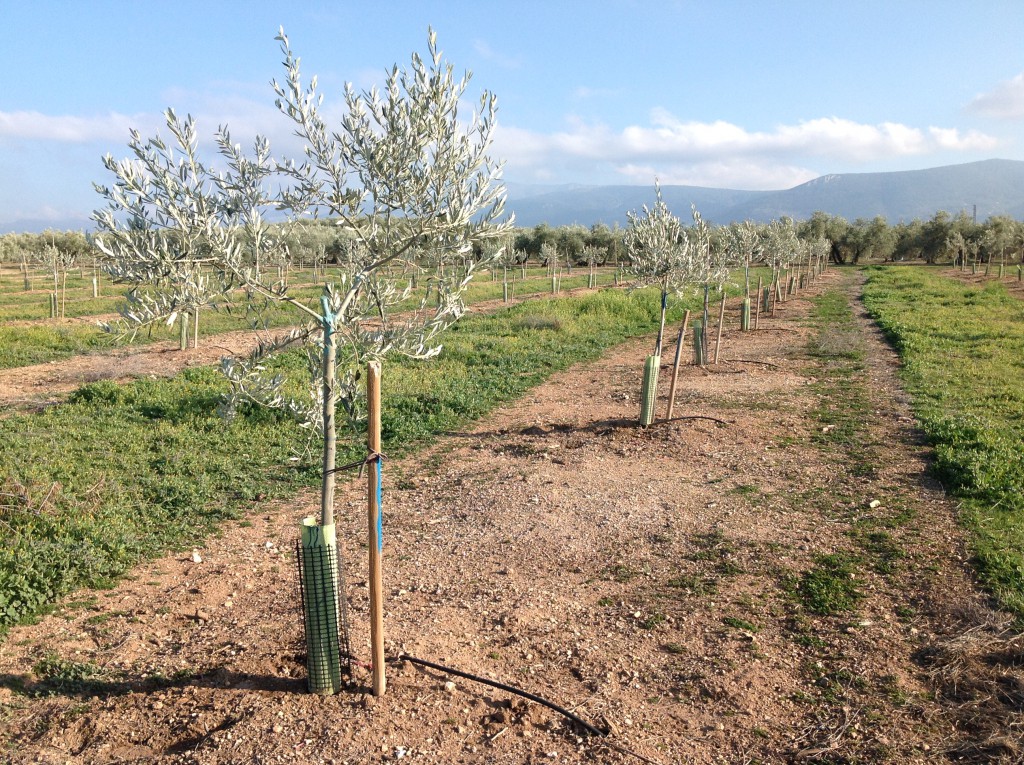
top-left (392, 653), bottom-right (607, 738)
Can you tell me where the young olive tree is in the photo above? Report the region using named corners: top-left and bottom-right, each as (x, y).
top-left (93, 28), bottom-right (510, 528)
top-left (687, 206), bottom-right (731, 358)
top-left (623, 184), bottom-right (696, 357)
top-left (761, 217), bottom-right (799, 300)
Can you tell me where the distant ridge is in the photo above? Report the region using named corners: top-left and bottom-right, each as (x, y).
top-left (506, 159), bottom-right (1024, 227)
top-left (4, 159), bottom-right (1022, 234)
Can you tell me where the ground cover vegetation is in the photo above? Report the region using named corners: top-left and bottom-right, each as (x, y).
top-left (0, 287), bottom-right (692, 633)
top-left (863, 266), bottom-right (1024, 616)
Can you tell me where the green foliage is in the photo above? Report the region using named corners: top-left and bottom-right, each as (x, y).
top-left (31, 654), bottom-right (106, 695)
top-left (795, 553), bottom-right (864, 615)
top-left (863, 267), bottom-right (1024, 616)
top-left (0, 287), bottom-right (678, 633)
top-left (722, 616), bottom-right (760, 633)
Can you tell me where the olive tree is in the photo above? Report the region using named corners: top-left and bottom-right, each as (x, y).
top-left (93, 28), bottom-right (510, 528)
top-left (623, 184), bottom-right (698, 357)
top-left (684, 206), bottom-right (732, 358)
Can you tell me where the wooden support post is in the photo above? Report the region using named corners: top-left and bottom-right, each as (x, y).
top-left (714, 292), bottom-right (726, 364)
top-left (367, 361), bottom-right (386, 697)
top-left (754, 277), bottom-right (763, 329)
top-left (665, 310), bottom-right (691, 421)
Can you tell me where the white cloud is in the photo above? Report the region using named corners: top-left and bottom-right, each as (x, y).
top-left (572, 86), bottom-right (621, 100)
top-left (0, 110), bottom-right (157, 143)
top-left (615, 160), bottom-right (818, 190)
top-left (967, 73), bottom-right (1024, 119)
top-left (472, 40), bottom-right (521, 69)
top-left (493, 111), bottom-right (1000, 189)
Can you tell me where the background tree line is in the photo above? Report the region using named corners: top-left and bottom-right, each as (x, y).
top-left (4, 210), bottom-right (1023, 270)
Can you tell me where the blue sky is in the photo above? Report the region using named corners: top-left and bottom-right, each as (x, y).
top-left (2, 0), bottom-right (1023, 231)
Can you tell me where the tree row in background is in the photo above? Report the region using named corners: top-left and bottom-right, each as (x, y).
top-left (4, 210), bottom-right (1024, 272)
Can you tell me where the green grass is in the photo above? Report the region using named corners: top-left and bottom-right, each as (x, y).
top-left (863, 266), bottom-right (1024, 617)
top-left (722, 616), bottom-right (760, 632)
top-left (0, 269), bottom-right (621, 370)
top-left (792, 553), bottom-right (864, 616)
top-left (0, 287), bottom-right (686, 633)
top-left (0, 265), bottom-right (772, 371)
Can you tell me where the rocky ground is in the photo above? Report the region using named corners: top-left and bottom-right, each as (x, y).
top-left (1, 269), bottom-right (1015, 764)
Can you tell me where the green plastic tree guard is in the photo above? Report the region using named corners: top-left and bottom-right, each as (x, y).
top-left (692, 319), bottom-right (705, 366)
top-left (761, 286), bottom-right (770, 314)
top-left (299, 517), bottom-right (344, 695)
top-left (640, 354), bottom-right (660, 427)
top-left (740, 298), bottom-right (751, 331)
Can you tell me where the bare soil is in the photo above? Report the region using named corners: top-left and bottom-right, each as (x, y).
top-left (0, 270), bottom-right (1008, 763)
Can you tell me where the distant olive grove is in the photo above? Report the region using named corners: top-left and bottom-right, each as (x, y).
top-left (2, 209), bottom-right (1022, 270)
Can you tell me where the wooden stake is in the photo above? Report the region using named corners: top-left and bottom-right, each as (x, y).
top-left (367, 360), bottom-right (386, 697)
top-left (714, 293), bottom-right (727, 364)
top-left (754, 276), bottom-right (763, 329)
top-left (320, 299), bottom-right (338, 529)
top-left (665, 310), bottom-right (691, 421)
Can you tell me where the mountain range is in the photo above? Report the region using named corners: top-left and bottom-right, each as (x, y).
top-left (505, 158), bottom-right (1024, 228)
top-left (5, 159), bottom-right (1023, 234)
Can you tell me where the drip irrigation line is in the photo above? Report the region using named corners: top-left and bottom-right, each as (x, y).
top-left (655, 415), bottom-right (730, 426)
top-left (391, 653), bottom-right (607, 738)
top-left (724, 358), bottom-right (782, 369)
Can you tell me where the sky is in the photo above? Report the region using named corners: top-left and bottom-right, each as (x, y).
top-left (2, 0), bottom-right (1023, 232)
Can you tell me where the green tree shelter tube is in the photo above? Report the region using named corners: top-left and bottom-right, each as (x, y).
top-left (299, 517), bottom-right (344, 694)
top-left (692, 319), bottom-right (706, 366)
top-left (640, 354), bottom-right (660, 427)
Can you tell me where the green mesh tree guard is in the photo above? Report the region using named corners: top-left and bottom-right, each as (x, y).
top-left (761, 286), bottom-right (770, 314)
top-left (640, 354), bottom-right (660, 427)
top-left (692, 320), bottom-right (705, 366)
top-left (298, 518), bottom-right (346, 694)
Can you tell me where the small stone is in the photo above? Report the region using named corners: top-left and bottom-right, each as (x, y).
top-left (444, 681), bottom-right (457, 693)
top-left (868, 499), bottom-right (882, 508)
top-left (272, 724), bottom-right (284, 734)
top-left (191, 550), bottom-right (203, 563)
top-left (152, 701), bottom-right (164, 710)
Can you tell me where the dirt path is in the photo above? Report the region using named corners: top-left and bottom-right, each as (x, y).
top-left (0, 269), bottom-right (1001, 763)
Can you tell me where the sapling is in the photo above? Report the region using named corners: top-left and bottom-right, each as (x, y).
top-left (688, 206), bottom-right (731, 361)
top-left (581, 245), bottom-right (603, 289)
top-left (761, 218), bottom-right (799, 315)
top-left (624, 185), bottom-right (702, 424)
top-left (94, 26), bottom-right (510, 526)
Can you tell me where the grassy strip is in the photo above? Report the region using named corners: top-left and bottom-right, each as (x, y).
top-left (0, 287), bottom-right (684, 633)
top-left (0, 270), bottom-right (621, 370)
top-left (862, 266), bottom-right (1024, 616)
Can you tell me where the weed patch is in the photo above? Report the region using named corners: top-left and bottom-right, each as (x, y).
top-left (792, 553), bottom-right (864, 616)
top-left (0, 288), bottom-right (689, 632)
top-left (863, 267), bottom-right (1024, 617)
